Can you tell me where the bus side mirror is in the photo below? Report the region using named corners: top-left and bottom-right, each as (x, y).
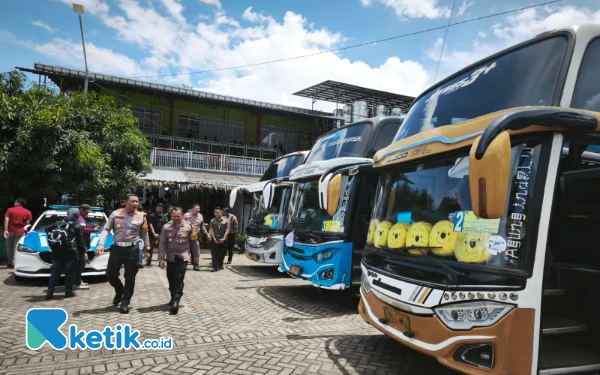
top-left (229, 187), bottom-right (240, 208)
top-left (469, 132), bottom-right (512, 219)
top-left (326, 174), bottom-right (342, 217)
top-left (262, 183), bottom-right (275, 209)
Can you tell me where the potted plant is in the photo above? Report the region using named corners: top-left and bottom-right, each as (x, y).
top-left (234, 233), bottom-right (246, 254)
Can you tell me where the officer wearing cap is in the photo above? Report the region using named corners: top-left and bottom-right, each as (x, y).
top-left (96, 193), bottom-right (150, 314)
top-left (158, 207), bottom-right (199, 315)
top-left (183, 203), bottom-right (210, 271)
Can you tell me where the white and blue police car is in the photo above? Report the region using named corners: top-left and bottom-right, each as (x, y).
top-left (13, 205), bottom-right (114, 279)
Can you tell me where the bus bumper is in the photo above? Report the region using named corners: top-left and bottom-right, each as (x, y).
top-left (245, 235), bottom-right (284, 264)
top-left (358, 287), bottom-right (535, 374)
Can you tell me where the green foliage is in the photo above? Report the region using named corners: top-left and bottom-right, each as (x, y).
top-left (0, 70), bottom-right (151, 205)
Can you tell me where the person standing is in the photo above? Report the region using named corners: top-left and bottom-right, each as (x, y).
top-left (45, 214), bottom-right (86, 299)
top-left (147, 203), bottom-right (166, 266)
top-left (183, 204), bottom-right (210, 271)
top-left (158, 207), bottom-right (199, 314)
top-left (165, 204), bottom-right (174, 223)
top-left (209, 207), bottom-right (230, 272)
top-left (137, 206), bottom-right (148, 268)
top-left (67, 205), bottom-right (100, 290)
top-left (3, 198), bottom-right (32, 269)
top-left (222, 208), bottom-right (239, 265)
top-left (96, 194), bottom-right (150, 314)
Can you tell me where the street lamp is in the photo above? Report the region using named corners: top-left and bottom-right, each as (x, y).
top-left (73, 3), bottom-right (89, 93)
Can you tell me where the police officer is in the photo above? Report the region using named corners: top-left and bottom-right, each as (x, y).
top-left (183, 204), bottom-right (210, 271)
top-left (96, 193), bottom-right (150, 314)
top-left (222, 207), bottom-right (239, 265)
top-left (158, 207), bottom-right (199, 315)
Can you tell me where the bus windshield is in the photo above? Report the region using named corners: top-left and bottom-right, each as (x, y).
top-left (304, 123), bottom-right (372, 163)
top-left (368, 140), bottom-right (542, 277)
top-left (248, 187), bottom-right (290, 233)
top-left (394, 35), bottom-right (569, 142)
top-left (260, 154), bottom-right (305, 181)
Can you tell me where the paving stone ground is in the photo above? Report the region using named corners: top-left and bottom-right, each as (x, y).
top-left (0, 251), bottom-right (458, 375)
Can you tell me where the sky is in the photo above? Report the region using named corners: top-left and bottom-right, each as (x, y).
top-left (2, 0), bottom-right (600, 112)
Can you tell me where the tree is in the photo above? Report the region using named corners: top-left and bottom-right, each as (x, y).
top-left (0, 71), bottom-right (151, 207)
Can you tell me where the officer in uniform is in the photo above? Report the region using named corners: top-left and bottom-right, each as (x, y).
top-left (96, 193), bottom-right (150, 314)
top-left (183, 204), bottom-right (210, 271)
top-left (158, 207), bottom-right (199, 314)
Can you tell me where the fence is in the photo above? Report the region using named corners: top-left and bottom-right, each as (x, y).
top-left (152, 148), bottom-right (271, 176)
top-left (146, 134), bottom-right (281, 160)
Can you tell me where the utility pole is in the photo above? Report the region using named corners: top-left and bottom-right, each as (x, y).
top-left (73, 3), bottom-right (89, 93)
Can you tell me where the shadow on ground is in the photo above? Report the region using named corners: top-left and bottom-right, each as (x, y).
top-left (227, 264), bottom-right (287, 280)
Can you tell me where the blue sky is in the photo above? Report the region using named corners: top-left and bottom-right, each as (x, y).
top-left (2, 0), bottom-right (600, 111)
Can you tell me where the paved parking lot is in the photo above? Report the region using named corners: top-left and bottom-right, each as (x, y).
top-left (0, 252), bottom-right (457, 375)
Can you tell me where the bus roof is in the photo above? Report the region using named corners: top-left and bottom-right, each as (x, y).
top-left (374, 106), bottom-right (600, 168)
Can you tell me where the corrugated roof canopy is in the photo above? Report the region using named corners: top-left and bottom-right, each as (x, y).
top-left (293, 80), bottom-right (415, 113)
top-left (140, 168), bottom-right (258, 192)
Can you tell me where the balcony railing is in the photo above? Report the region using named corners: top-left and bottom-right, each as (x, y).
top-left (152, 148), bottom-right (271, 176)
top-left (146, 134), bottom-right (281, 160)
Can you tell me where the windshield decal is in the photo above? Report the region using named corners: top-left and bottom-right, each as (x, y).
top-left (505, 146), bottom-right (535, 262)
top-left (426, 61), bottom-right (497, 103)
top-left (326, 136), bottom-right (363, 148)
top-left (452, 211), bottom-right (500, 234)
top-left (486, 235), bottom-right (507, 256)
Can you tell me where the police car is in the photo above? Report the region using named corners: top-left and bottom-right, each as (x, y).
top-left (13, 205), bottom-right (114, 279)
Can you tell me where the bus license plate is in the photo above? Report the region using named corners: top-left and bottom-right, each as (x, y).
top-left (383, 306), bottom-right (411, 332)
top-left (289, 265), bottom-right (302, 276)
top-left (251, 254), bottom-right (258, 261)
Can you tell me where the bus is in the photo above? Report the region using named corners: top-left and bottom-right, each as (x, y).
top-left (322, 24), bottom-right (600, 374)
top-left (279, 117), bottom-right (403, 290)
top-left (230, 151), bottom-right (308, 264)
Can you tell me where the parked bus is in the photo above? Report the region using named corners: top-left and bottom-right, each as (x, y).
top-left (279, 117), bottom-right (403, 290)
top-left (319, 24), bottom-right (600, 374)
top-left (230, 151), bottom-right (308, 264)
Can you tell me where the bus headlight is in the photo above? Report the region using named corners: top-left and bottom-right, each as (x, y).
top-left (262, 238), bottom-right (280, 250)
top-left (434, 301), bottom-right (514, 330)
top-left (313, 249), bottom-right (340, 264)
top-left (362, 274), bottom-right (371, 294)
top-left (17, 244), bottom-right (37, 254)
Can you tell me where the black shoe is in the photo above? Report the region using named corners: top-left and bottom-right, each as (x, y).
top-left (170, 298), bottom-right (180, 315)
top-left (226, 261), bottom-right (231, 265)
top-left (65, 291), bottom-right (76, 298)
top-left (211, 268), bottom-right (217, 272)
top-left (145, 260), bottom-right (151, 266)
top-left (138, 263), bottom-right (144, 269)
top-left (119, 302), bottom-right (130, 314)
top-left (46, 291), bottom-right (54, 300)
top-left (219, 266), bottom-right (224, 270)
top-left (193, 264), bottom-right (200, 271)
top-left (113, 293), bottom-right (123, 306)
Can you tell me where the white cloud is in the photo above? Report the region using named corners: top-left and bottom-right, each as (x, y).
top-left (457, 1), bottom-right (474, 16)
top-left (242, 7), bottom-right (272, 23)
top-left (360, 0), bottom-right (451, 19)
top-left (478, 32), bottom-right (487, 38)
top-left (55, 0), bottom-right (110, 16)
top-left (159, 0), bottom-right (185, 23)
top-left (32, 20), bottom-right (57, 33)
top-left (198, 0), bottom-right (221, 9)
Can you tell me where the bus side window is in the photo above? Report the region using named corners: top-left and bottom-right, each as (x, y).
top-left (571, 37), bottom-right (600, 111)
top-left (372, 123), bottom-right (401, 153)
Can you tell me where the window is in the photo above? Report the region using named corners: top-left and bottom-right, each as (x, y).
top-left (261, 127), bottom-right (311, 154)
top-left (131, 108), bottom-right (162, 135)
top-left (372, 122), bottom-right (401, 151)
top-left (304, 123), bottom-right (373, 163)
top-left (395, 35), bottom-right (569, 142)
top-left (572, 38), bottom-right (600, 111)
top-left (177, 114), bottom-right (244, 143)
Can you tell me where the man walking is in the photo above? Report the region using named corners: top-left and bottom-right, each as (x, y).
top-left (183, 204), bottom-right (210, 271)
top-left (3, 198), bottom-right (32, 269)
top-left (158, 207), bottom-right (199, 314)
top-left (147, 203), bottom-right (166, 266)
top-left (222, 208), bottom-right (239, 265)
top-left (67, 205), bottom-right (100, 290)
top-left (209, 207), bottom-right (230, 272)
top-left (96, 194), bottom-right (150, 314)
top-left (45, 213), bottom-right (86, 299)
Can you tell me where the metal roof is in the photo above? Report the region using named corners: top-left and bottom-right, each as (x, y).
top-left (18, 63), bottom-right (332, 119)
top-left (139, 167), bottom-right (258, 191)
top-left (140, 168), bottom-right (188, 184)
top-left (293, 80), bottom-right (415, 112)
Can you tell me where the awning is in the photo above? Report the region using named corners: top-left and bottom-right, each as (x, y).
top-left (140, 167), bottom-right (259, 192)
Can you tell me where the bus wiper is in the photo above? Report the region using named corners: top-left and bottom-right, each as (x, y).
top-left (390, 246), bottom-right (465, 287)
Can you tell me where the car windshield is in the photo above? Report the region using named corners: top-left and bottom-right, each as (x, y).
top-left (368, 140), bottom-right (542, 275)
top-left (260, 154), bottom-right (305, 181)
top-left (288, 175), bottom-right (358, 234)
top-left (33, 212), bottom-right (107, 232)
top-left (394, 35), bottom-right (568, 142)
top-left (249, 187), bottom-right (291, 231)
top-left (304, 123), bottom-right (372, 163)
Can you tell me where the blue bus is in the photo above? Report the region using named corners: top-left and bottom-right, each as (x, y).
top-left (279, 117), bottom-right (403, 290)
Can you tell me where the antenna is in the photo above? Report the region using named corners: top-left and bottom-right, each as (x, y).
top-left (433, 0), bottom-right (456, 85)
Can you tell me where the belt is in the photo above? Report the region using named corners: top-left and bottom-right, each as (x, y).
top-left (115, 241), bottom-right (137, 247)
